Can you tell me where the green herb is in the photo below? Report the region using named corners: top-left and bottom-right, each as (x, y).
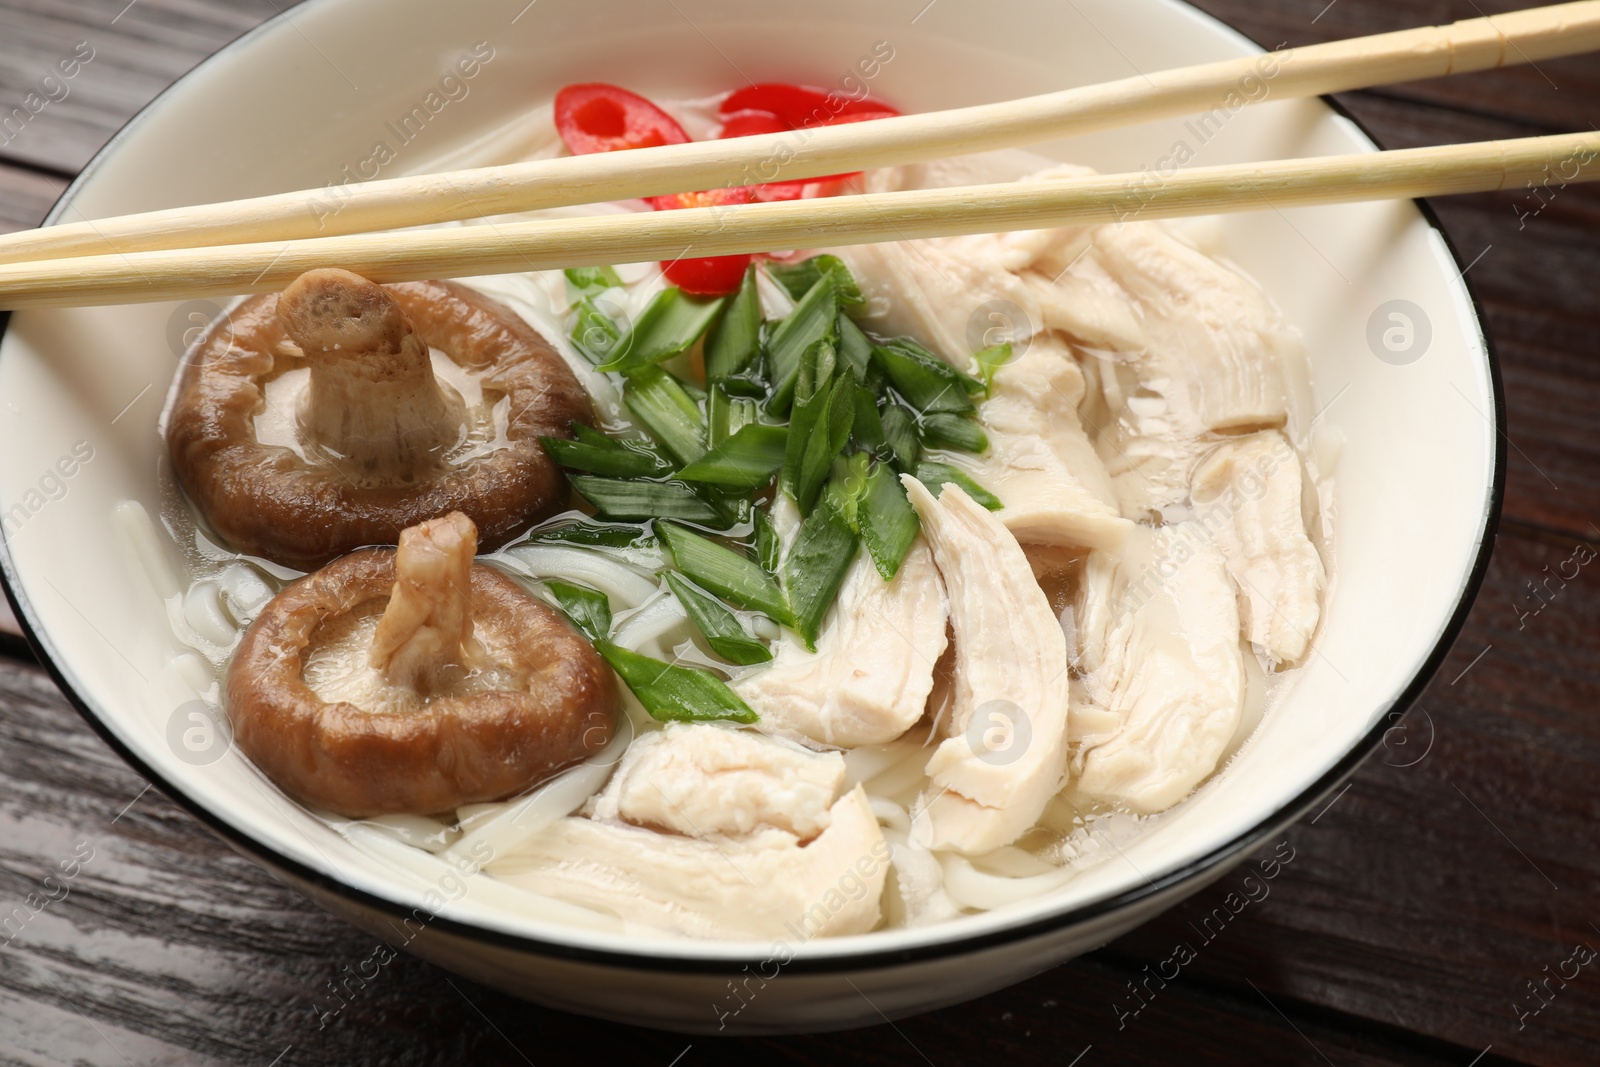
top-left (873, 339), bottom-right (981, 415)
top-left (823, 453), bottom-right (872, 530)
top-left (564, 265), bottom-right (625, 302)
top-left (623, 367), bottom-right (707, 466)
top-left (766, 274), bottom-right (839, 415)
top-left (664, 572), bottom-right (773, 665)
top-left (794, 339), bottom-right (838, 407)
top-left (704, 265), bottom-right (762, 382)
top-left (782, 504), bottom-right (859, 649)
top-left (570, 297), bottom-right (623, 364)
top-left (658, 522), bottom-right (791, 622)
top-left (753, 507), bottom-right (781, 575)
top-left (767, 254), bottom-right (864, 308)
top-left (525, 520), bottom-right (655, 550)
top-left (880, 402), bottom-right (921, 472)
top-left (543, 579), bottom-right (613, 642)
top-left (596, 288), bottom-right (727, 374)
top-left (918, 412), bottom-right (989, 454)
top-left (570, 476), bottom-right (723, 524)
top-left (707, 384), bottom-right (758, 447)
top-left (851, 385), bottom-right (887, 453)
top-left (973, 342), bottom-right (1012, 393)
top-left (915, 460), bottom-right (1003, 510)
top-left (836, 313), bottom-right (874, 383)
top-left (784, 375), bottom-right (855, 515)
top-left (858, 462), bottom-right (921, 579)
top-left (595, 640), bottom-right (758, 724)
top-left (675, 423), bottom-right (788, 491)
top-left (541, 435), bottom-right (673, 479)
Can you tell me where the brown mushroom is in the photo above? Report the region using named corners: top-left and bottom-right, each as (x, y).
top-left (167, 268), bottom-right (592, 569)
top-left (226, 511), bottom-right (618, 817)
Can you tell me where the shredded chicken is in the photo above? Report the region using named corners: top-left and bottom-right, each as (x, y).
top-left (1073, 525), bottom-right (1247, 813)
top-left (902, 478), bottom-right (1071, 854)
top-left (490, 725), bottom-right (889, 939)
top-left (1191, 430), bottom-right (1326, 667)
top-left (735, 541), bottom-right (948, 747)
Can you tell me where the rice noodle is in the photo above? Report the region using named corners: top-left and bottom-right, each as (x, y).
top-left (498, 544), bottom-right (658, 608)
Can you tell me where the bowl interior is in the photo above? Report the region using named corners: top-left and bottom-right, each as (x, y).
top-left (0, 0), bottom-right (1494, 963)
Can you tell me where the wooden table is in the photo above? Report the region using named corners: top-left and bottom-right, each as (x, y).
top-left (2, 1), bottom-right (1597, 1063)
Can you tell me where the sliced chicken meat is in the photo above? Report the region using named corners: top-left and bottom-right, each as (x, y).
top-left (1073, 524), bottom-right (1247, 813)
top-left (902, 478), bottom-right (1070, 854)
top-left (490, 725), bottom-right (890, 940)
top-left (1190, 430), bottom-right (1326, 667)
top-left (735, 540), bottom-right (948, 747)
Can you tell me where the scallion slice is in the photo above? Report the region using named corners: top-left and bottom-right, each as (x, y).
top-left (767, 255), bottom-right (864, 308)
top-left (570, 477), bottom-right (723, 524)
top-left (766, 275), bottom-right (839, 415)
top-left (704, 264), bottom-right (762, 382)
top-left (676, 423), bottom-right (788, 491)
top-left (657, 522), bottom-right (791, 622)
top-left (782, 504), bottom-right (859, 649)
top-left (836, 313), bottom-right (874, 383)
top-left (564, 265), bottom-right (625, 302)
top-left (858, 462), bottom-right (921, 579)
top-left (543, 579), bottom-right (613, 642)
top-left (880, 402), bottom-right (921, 473)
top-left (914, 460), bottom-right (1004, 510)
top-left (786, 376), bottom-right (856, 515)
top-left (873, 340), bottom-right (980, 415)
top-left (623, 367), bottom-right (706, 466)
top-left (664, 572), bottom-right (773, 665)
top-left (707, 384), bottom-right (758, 447)
top-left (753, 507), bottom-right (781, 575)
top-left (525, 520), bottom-right (655, 550)
top-left (596, 288), bottom-right (727, 374)
top-left (541, 435), bottom-right (672, 479)
top-left (570, 297), bottom-right (623, 365)
top-left (595, 640), bottom-right (757, 724)
top-left (918, 412), bottom-right (989, 454)
top-left (974, 342), bottom-right (1013, 393)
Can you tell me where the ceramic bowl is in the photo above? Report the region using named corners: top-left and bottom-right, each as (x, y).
top-left (0, 0), bottom-right (1499, 1034)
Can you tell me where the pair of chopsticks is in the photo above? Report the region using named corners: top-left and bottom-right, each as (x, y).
top-left (0, 2), bottom-right (1597, 310)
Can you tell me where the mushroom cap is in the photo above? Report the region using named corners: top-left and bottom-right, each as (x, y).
top-left (166, 278), bottom-right (592, 569)
top-left (226, 548), bottom-right (618, 817)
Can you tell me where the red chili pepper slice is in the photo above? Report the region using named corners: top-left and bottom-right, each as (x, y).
top-left (661, 253), bottom-right (753, 296)
top-left (648, 185), bottom-right (754, 212)
top-left (716, 102), bottom-right (899, 200)
top-left (554, 83), bottom-right (691, 155)
top-left (718, 83), bottom-right (898, 129)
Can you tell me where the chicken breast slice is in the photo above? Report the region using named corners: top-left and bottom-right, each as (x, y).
top-left (493, 725), bottom-right (890, 940)
top-left (1048, 222), bottom-right (1301, 518)
top-left (734, 540), bottom-right (948, 747)
top-left (902, 477), bottom-right (1070, 854)
top-left (589, 722), bottom-right (845, 839)
top-left (1190, 430), bottom-right (1326, 668)
top-left (1073, 525), bottom-right (1247, 813)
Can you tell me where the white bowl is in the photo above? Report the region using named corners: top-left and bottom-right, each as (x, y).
top-left (0, 0), bottom-right (1499, 1034)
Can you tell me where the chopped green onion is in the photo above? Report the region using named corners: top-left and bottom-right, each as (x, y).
top-left (823, 453), bottom-right (872, 530)
top-left (704, 265), bottom-right (762, 382)
top-left (570, 477), bottom-right (723, 524)
top-left (525, 519), bottom-right (655, 550)
top-left (873, 340), bottom-right (980, 415)
top-left (564, 265), bottom-right (625, 302)
top-left (836, 313), bottom-right (873, 383)
top-left (918, 412), bottom-right (989, 454)
top-left (595, 640), bottom-right (757, 724)
top-left (623, 367), bottom-right (706, 466)
top-left (782, 504), bottom-right (859, 649)
top-left (784, 375), bottom-right (856, 515)
top-left (858, 462), bottom-right (921, 579)
top-left (915, 460), bottom-right (1004, 510)
top-left (543, 579), bottom-right (613, 642)
top-left (658, 522), bottom-right (791, 622)
top-left (675, 423), bottom-right (788, 491)
top-left (851, 385), bottom-right (886, 452)
top-left (596, 288), bottom-right (727, 374)
top-left (707, 384), bottom-right (758, 447)
top-left (753, 507), bottom-right (781, 575)
top-left (974, 342), bottom-right (1013, 393)
top-left (767, 255), bottom-right (864, 308)
top-left (795, 338), bottom-right (838, 407)
top-left (570, 297), bottom-right (623, 365)
top-left (541, 435), bottom-right (672, 479)
top-left (664, 572), bottom-right (773, 666)
top-left (766, 275), bottom-right (839, 415)
top-left (880, 402), bottom-right (921, 473)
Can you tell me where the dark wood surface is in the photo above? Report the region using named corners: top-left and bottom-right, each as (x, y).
top-left (2, 1), bottom-right (1598, 1063)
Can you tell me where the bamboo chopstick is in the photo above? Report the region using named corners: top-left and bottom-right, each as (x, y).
top-left (1, 1), bottom-right (1597, 268)
top-left (0, 130), bottom-right (1593, 311)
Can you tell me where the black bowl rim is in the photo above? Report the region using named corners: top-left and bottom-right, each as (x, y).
top-left (0, 0), bottom-right (1505, 976)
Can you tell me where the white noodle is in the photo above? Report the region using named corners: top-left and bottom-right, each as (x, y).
top-left (938, 853), bottom-right (1080, 912)
top-left (498, 544), bottom-right (658, 608)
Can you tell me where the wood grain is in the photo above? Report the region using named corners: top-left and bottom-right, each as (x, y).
top-left (0, 0), bottom-right (1597, 1064)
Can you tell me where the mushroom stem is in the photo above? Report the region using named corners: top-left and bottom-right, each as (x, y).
top-left (369, 511), bottom-right (482, 693)
top-left (277, 267), bottom-right (466, 484)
